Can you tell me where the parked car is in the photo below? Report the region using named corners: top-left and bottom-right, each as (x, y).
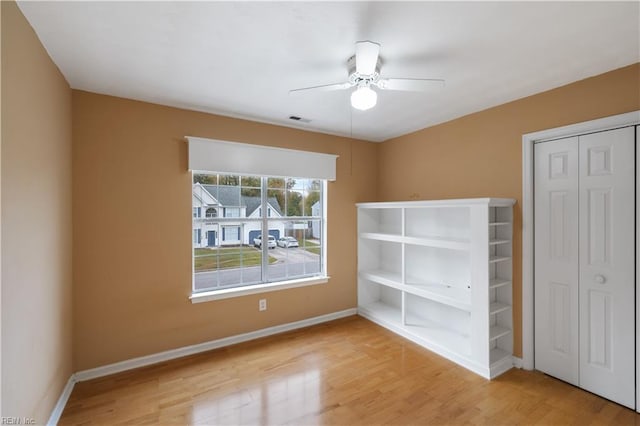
top-left (277, 236), bottom-right (299, 248)
top-left (253, 235), bottom-right (276, 249)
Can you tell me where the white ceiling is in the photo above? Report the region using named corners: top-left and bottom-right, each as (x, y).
top-left (18, 1), bottom-right (640, 142)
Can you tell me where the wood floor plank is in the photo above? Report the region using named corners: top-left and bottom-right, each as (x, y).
top-left (60, 316), bottom-right (640, 425)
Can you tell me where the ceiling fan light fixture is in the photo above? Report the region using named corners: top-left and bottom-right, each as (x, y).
top-left (290, 40), bottom-right (445, 112)
top-left (350, 85), bottom-right (377, 111)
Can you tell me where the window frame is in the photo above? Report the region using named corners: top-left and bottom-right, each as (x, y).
top-left (190, 175), bottom-right (329, 303)
top-left (205, 207), bottom-right (218, 218)
top-left (223, 207), bottom-right (241, 218)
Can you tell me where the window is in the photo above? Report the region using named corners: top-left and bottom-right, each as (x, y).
top-left (222, 226), bottom-right (240, 242)
top-left (224, 207), bottom-right (241, 218)
top-left (192, 173), bottom-right (326, 295)
top-left (187, 136), bottom-right (336, 301)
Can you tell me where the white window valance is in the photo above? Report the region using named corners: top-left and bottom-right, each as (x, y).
top-left (187, 136), bottom-right (338, 181)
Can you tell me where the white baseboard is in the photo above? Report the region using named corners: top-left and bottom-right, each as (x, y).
top-left (47, 374), bottom-right (76, 426)
top-left (512, 356), bottom-right (524, 369)
top-left (74, 308), bottom-right (357, 382)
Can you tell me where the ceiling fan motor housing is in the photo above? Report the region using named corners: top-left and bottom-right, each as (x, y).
top-left (347, 54), bottom-right (382, 87)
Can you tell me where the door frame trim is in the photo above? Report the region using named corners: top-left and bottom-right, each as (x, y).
top-left (521, 111), bottom-right (640, 376)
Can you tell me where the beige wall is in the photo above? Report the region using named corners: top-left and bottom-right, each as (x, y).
top-left (378, 63), bottom-right (640, 357)
top-left (72, 91), bottom-right (378, 370)
top-left (1, 1), bottom-right (73, 422)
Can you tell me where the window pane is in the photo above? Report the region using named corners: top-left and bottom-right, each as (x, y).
top-left (218, 174), bottom-right (239, 186)
top-left (305, 178), bottom-right (322, 216)
top-left (267, 188), bottom-right (284, 218)
top-left (194, 246), bottom-right (221, 291)
top-left (241, 176), bottom-right (261, 189)
top-left (267, 177), bottom-right (286, 189)
top-left (286, 189), bottom-right (303, 216)
top-left (194, 174), bottom-right (217, 185)
top-left (240, 245), bottom-right (267, 286)
top-left (302, 219), bottom-right (322, 274)
top-left (241, 176), bottom-right (262, 218)
top-left (217, 247), bottom-right (243, 287)
top-left (267, 219), bottom-right (322, 282)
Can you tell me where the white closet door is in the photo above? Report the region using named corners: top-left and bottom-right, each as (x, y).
top-left (534, 137), bottom-right (580, 385)
top-left (578, 126), bottom-right (635, 409)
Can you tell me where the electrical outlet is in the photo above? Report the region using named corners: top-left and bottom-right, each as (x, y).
top-left (259, 299), bottom-right (267, 311)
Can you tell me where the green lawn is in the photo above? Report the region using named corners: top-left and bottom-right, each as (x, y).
top-left (194, 247), bottom-right (276, 272)
top-left (303, 240), bottom-right (321, 255)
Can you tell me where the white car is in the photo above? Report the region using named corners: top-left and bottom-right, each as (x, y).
top-left (277, 236), bottom-right (299, 248)
top-left (253, 235), bottom-right (276, 249)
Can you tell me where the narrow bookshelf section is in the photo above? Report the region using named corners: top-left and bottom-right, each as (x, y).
top-left (487, 203), bottom-right (514, 375)
top-left (357, 198), bottom-right (516, 379)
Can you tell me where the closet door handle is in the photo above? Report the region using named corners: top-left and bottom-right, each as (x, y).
top-left (594, 274), bottom-right (606, 284)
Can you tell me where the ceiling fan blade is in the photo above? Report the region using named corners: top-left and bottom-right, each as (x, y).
top-left (289, 82), bottom-right (352, 95)
top-left (355, 41), bottom-right (380, 75)
top-left (376, 78), bottom-right (445, 92)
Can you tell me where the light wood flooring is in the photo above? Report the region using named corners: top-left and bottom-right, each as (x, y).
top-left (60, 315), bottom-right (639, 425)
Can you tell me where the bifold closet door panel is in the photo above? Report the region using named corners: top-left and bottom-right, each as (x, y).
top-left (578, 126), bottom-right (635, 409)
top-left (534, 136), bottom-right (580, 386)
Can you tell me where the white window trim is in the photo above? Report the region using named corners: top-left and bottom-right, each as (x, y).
top-left (190, 276), bottom-right (330, 303)
top-left (190, 180), bottom-right (329, 302)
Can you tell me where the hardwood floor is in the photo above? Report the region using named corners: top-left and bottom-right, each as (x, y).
top-left (60, 316), bottom-right (639, 425)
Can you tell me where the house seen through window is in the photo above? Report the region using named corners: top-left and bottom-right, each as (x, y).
top-left (192, 173), bottom-right (325, 293)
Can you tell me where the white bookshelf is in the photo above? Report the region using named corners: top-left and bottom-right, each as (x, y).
top-left (357, 198), bottom-right (516, 379)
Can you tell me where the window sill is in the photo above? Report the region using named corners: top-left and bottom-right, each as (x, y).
top-left (190, 276), bottom-right (330, 303)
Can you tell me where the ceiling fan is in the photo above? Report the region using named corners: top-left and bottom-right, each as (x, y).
top-left (289, 40), bottom-right (445, 111)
